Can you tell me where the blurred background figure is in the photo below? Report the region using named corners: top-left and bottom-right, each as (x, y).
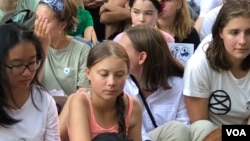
top-left (68, 0), bottom-right (98, 47)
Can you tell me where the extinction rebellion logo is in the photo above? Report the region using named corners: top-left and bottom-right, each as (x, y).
top-left (209, 90), bottom-right (231, 115)
top-left (209, 90), bottom-right (250, 140)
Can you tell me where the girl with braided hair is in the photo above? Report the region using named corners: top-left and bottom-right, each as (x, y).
top-left (67, 41), bottom-right (142, 141)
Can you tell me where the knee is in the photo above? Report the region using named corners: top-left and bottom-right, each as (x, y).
top-left (165, 121), bottom-right (189, 132)
top-left (190, 120), bottom-right (215, 132)
top-left (190, 120), bottom-right (216, 141)
top-left (162, 121), bottom-right (191, 141)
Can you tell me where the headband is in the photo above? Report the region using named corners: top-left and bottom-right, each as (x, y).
top-left (39, 0), bottom-right (64, 17)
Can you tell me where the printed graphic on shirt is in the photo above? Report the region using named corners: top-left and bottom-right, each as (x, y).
top-left (63, 67), bottom-right (70, 74)
top-left (209, 90), bottom-right (231, 115)
top-left (168, 43), bottom-right (194, 66)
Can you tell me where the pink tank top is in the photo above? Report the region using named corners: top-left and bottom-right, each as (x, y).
top-left (113, 30), bottom-right (175, 43)
top-left (85, 93), bottom-right (133, 139)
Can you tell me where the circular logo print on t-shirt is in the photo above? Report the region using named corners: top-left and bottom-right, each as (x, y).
top-left (63, 67), bottom-right (70, 74)
top-left (209, 90), bottom-right (231, 115)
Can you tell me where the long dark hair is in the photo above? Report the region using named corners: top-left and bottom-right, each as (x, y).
top-left (206, 0), bottom-right (250, 71)
top-left (87, 41), bottom-right (130, 134)
top-left (125, 25), bottom-right (184, 92)
top-left (0, 23), bottom-right (45, 127)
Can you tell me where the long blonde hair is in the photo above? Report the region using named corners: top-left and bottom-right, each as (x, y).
top-left (158, 0), bottom-right (194, 41)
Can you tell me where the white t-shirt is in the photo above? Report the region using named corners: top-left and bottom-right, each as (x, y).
top-left (200, 6), bottom-right (222, 41)
top-left (195, 33), bottom-right (212, 54)
top-left (199, 0), bottom-right (223, 17)
top-left (124, 75), bottom-right (189, 140)
top-left (0, 85), bottom-right (60, 141)
top-left (183, 51), bottom-right (250, 126)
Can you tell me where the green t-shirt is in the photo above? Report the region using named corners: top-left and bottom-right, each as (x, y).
top-left (41, 39), bottom-right (90, 96)
top-left (0, 0), bottom-right (39, 22)
top-left (68, 7), bottom-right (94, 36)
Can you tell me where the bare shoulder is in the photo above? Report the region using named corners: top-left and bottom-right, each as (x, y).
top-left (123, 94), bottom-right (142, 126)
top-left (69, 92), bottom-right (90, 109)
top-left (123, 94), bottom-right (142, 112)
top-left (131, 96), bottom-right (142, 113)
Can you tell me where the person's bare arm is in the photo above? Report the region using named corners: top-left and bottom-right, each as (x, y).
top-left (104, 24), bottom-right (121, 39)
top-left (99, 0), bottom-right (130, 24)
top-left (100, 0), bottom-right (130, 39)
top-left (83, 0), bottom-right (100, 5)
top-left (90, 28), bottom-right (98, 46)
top-left (59, 94), bottom-right (74, 141)
top-left (34, 16), bottom-right (50, 82)
top-left (68, 93), bottom-right (91, 141)
top-left (184, 96), bottom-right (209, 123)
top-left (194, 17), bottom-right (204, 35)
top-left (82, 0), bottom-right (95, 5)
top-left (84, 0), bottom-right (107, 9)
top-left (127, 98), bottom-right (142, 141)
top-left (84, 26), bottom-right (97, 44)
top-left (59, 90), bottom-right (91, 141)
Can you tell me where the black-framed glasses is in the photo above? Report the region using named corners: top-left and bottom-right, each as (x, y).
top-left (4, 60), bottom-right (43, 75)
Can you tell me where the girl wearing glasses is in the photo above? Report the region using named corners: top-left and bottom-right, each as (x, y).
top-left (0, 23), bottom-right (60, 140)
top-left (61, 41), bottom-right (142, 141)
